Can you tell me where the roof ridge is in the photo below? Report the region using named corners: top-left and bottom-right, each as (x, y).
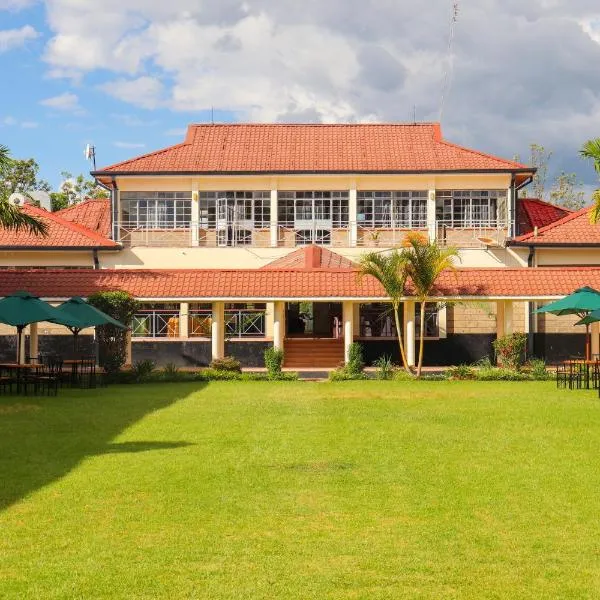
top-left (520, 197), bottom-right (574, 213)
top-left (21, 204), bottom-right (116, 246)
top-left (187, 122), bottom-right (441, 127)
top-left (514, 205), bottom-right (591, 242)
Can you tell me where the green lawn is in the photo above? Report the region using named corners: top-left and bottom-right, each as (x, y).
top-left (1, 381), bottom-right (600, 599)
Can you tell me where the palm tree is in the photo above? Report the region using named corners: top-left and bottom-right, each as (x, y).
top-left (0, 144), bottom-right (47, 235)
top-left (580, 138), bottom-right (600, 224)
top-left (359, 250), bottom-right (411, 372)
top-left (404, 233), bottom-right (458, 378)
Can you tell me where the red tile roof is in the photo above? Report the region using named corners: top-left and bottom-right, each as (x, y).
top-left (517, 198), bottom-right (571, 236)
top-left (0, 204), bottom-right (118, 249)
top-left (3, 266), bottom-right (600, 300)
top-left (55, 198), bottom-right (111, 237)
top-left (512, 206), bottom-right (600, 245)
top-left (261, 246), bottom-right (357, 270)
top-left (96, 123), bottom-right (531, 176)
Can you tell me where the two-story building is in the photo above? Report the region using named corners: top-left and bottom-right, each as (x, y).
top-left (1, 123), bottom-right (599, 367)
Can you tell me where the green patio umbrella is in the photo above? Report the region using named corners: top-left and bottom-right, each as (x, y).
top-left (536, 286), bottom-right (600, 359)
top-left (54, 296), bottom-right (128, 354)
top-left (0, 291), bottom-right (86, 363)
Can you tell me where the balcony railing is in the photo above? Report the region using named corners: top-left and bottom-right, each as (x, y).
top-left (435, 219), bottom-right (508, 248)
top-left (225, 309), bottom-right (266, 338)
top-left (189, 311), bottom-right (212, 338)
top-left (118, 220), bottom-right (508, 249)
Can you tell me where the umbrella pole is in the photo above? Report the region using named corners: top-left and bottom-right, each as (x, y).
top-left (586, 324), bottom-right (591, 361)
top-left (16, 325), bottom-right (24, 365)
top-left (73, 329), bottom-right (80, 356)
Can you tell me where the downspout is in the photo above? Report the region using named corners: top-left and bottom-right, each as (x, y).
top-left (92, 249), bottom-right (100, 270)
top-left (93, 176), bottom-right (118, 242)
top-left (527, 244), bottom-right (536, 356)
top-left (509, 174), bottom-right (517, 239)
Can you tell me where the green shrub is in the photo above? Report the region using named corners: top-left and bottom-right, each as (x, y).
top-left (392, 369), bottom-right (416, 381)
top-left (264, 347), bottom-right (285, 379)
top-left (493, 333), bottom-right (528, 370)
top-left (161, 363), bottom-right (181, 379)
top-left (447, 364), bottom-right (476, 380)
top-left (209, 356), bottom-right (241, 372)
top-left (195, 369), bottom-right (268, 381)
top-left (476, 367), bottom-right (531, 381)
top-left (329, 343), bottom-right (367, 381)
top-left (374, 355), bottom-right (395, 380)
top-left (132, 359), bottom-right (156, 381)
top-left (87, 291), bottom-right (139, 374)
top-left (526, 358), bottom-right (552, 381)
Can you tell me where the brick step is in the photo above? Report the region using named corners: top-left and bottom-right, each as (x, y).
top-left (283, 339), bottom-right (344, 368)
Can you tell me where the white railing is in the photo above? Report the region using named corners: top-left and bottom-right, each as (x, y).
top-left (435, 219), bottom-right (508, 248)
top-left (118, 220), bottom-right (507, 249)
top-left (132, 310), bottom-right (180, 338)
top-left (225, 309), bottom-right (266, 338)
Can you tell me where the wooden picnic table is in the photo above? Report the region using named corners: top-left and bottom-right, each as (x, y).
top-left (0, 363), bottom-right (42, 393)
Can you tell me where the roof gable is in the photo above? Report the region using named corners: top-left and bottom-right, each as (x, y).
top-left (55, 198), bottom-right (111, 237)
top-left (96, 123), bottom-right (531, 176)
top-left (513, 206), bottom-right (600, 245)
top-left (517, 198), bottom-right (572, 236)
top-left (0, 204), bottom-right (118, 249)
top-left (261, 246), bottom-right (357, 270)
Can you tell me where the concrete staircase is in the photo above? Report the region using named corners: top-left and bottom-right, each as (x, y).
top-left (283, 338), bottom-right (344, 368)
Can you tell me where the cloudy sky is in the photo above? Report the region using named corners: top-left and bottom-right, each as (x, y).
top-left (1, 0), bottom-right (600, 194)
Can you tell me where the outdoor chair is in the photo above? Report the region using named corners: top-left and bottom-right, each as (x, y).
top-left (0, 365), bottom-right (15, 395)
top-left (34, 356), bottom-right (63, 396)
top-left (78, 356), bottom-right (97, 389)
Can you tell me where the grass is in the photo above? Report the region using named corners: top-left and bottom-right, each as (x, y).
top-left (1, 381), bottom-right (600, 599)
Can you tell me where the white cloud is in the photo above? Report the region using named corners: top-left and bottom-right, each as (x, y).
top-left (113, 141), bottom-right (146, 148)
top-left (39, 91), bottom-right (83, 113)
top-left (0, 0), bottom-right (37, 10)
top-left (1, 116), bottom-right (39, 128)
top-left (98, 76), bottom-right (164, 109)
top-left (38, 0), bottom-right (600, 186)
top-left (111, 113), bottom-right (158, 127)
top-left (165, 127), bottom-right (187, 136)
top-left (0, 25), bottom-right (39, 53)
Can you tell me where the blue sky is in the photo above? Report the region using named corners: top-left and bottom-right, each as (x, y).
top-left (1, 0), bottom-right (600, 195)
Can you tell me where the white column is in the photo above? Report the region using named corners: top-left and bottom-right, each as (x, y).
top-left (427, 189), bottom-right (436, 242)
top-left (30, 323), bottom-right (38, 361)
top-left (191, 188), bottom-right (200, 247)
top-left (179, 302), bottom-right (189, 338)
top-left (270, 188), bottom-right (278, 248)
top-left (592, 322), bottom-right (600, 358)
top-left (496, 300), bottom-right (513, 338)
top-left (125, 330), bottom-right (132, 366)
top-left (273, 301), bottom-right (285, 350)
top-left (349, 185), bottom-right (358, 247)
top-left (18, 328), bottom-right (26, 364)
top-left (343, 301), bottom-right (354, 363)
top-left (211, 302), bottom-right (225, 360)
top-left (404, 301), bottom-right (416, 367)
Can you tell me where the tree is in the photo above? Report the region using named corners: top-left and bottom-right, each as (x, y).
top-left (528, 143), bottom-right (552, 200)
top-left (0, 145), bottom-right (47, 235)
top-left (549, 172), bottom-right (585, 210)
top-left (0, 156), bottom-right (51, 196)
top-left (359, 250), bottom-right (410, 372)
top-left (580, 138), bottom-right (600, 223)
top-left (51, 172), bottom-right (108, 209)
top-left (403, 232), bottom-right (458, 378)
top-left (87, 291), bottom-right (138, 374)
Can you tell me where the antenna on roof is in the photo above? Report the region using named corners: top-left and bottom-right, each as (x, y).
top-left (413, 105), bottom-right (417, 124)
top-left (439, 1), bottom-right (460, 123)
top-left (211, 106), bottom-right (215, 125)
top-left (84, 144), bottom-right (97, 171)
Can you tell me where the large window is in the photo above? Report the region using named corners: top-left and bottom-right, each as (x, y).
top-left (278, 191), bottom-right (349, 228)
top-left (121, 192), bottom-right (192, 229)
top-left (357, 191), bottom-right (427, 228)
top-left (435, 190), bottom-right (507, 227)
top-left (198, 191), bottom-right (270, 230)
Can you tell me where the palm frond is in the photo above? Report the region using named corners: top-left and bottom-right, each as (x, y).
top-left (0, 199), bottom-right (48, 236)
top-left (590, 189), bottom-right (600, 224)
top-left (580, 139), bottom-right (600, 175)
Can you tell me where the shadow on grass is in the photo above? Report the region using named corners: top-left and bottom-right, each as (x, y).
top-left (0, 382), bottom-right (205, 512)
top-left (103, 441), bottom-right (195, 454)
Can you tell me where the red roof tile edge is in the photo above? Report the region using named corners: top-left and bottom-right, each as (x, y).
top-left (512, 206), bottom-right (591, 243)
